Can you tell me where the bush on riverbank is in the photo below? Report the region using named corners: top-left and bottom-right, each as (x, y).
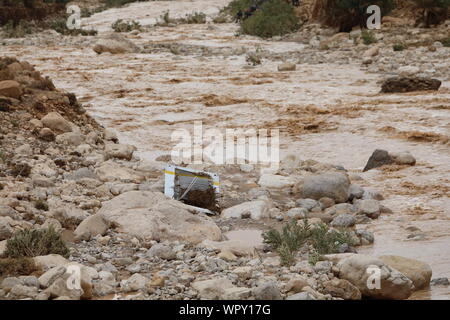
top-left (239, 0), bottom-right (300, 38)
top-left (263, 219), bottom-right (356, 266)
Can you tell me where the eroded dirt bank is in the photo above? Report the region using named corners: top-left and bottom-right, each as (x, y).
top-left (1, 0), bottom-right (449, 299)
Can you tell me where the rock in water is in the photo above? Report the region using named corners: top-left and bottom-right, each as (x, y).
top-left (363, 149), bottom-right (393, 171)
top-left (379, 255), bottom-right (432, 290)
top-left (277, 63), bottom-right (296, 72)
top-left (93, 34), bottom-right (140, 54)
top-left (337, 254), bottom-right (414, 300)
top-left (97, 191), bottom-right (222, 244)
top-left (302, 172), bottom-right (350, 203)
top-left (381, 77), bottom-right (441, 93)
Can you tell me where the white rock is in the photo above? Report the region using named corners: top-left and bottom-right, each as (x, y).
top-left (258, 174), bottom-right (296, 189)
top-left (221, 200), bottom-right (272, 220)
top-left (97, 191), bottom-right (221, 244)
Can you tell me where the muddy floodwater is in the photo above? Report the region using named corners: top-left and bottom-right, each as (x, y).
top-left (2, 0), bottom-right (448, 299)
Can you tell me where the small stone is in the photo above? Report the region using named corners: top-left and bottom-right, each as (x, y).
top-left (278, 63), bottom-right (296, 72)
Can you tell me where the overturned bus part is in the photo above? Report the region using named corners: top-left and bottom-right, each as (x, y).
top-left (164, 165), bottom-right (220, 215)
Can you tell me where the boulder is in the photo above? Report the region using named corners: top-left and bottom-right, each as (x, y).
top-left (252, 281), bottom-right (282, 300)
top-left (330, 213), bottom-right (356, 228)
top-left (38, 266), bottom-right (67, 289)
top-left (278, 63), bottom-right (296, 71)
top-left (322, 278), bottom-right (361, 300)
top-left (302, 172), bottom-right (350, 203)
top-left (258, 174), bottom-right (296, 189)
top-left (97, 191), bottom-right (221, 244)
top-left (41, 112), bottom-right (72, 134)
top-left (191, 277), bottom-right (235, 300)
top-left (104, 143), bottom-right (136, 161)
top-left (381, 77), bottom-right (441, 93)
top-left (363, 149), bottom-right (393, 171)
top-left (93, 34), bottom-right (140, 54)
top-left (398, 66), bottom-right (420, 77)
top-left (147, 243), bottom-right (176, 260)
top-left (337, 254), bottom-right (414, 299)
top-left (355, 199), bottom-right (380, 219)
top-left (55, 132), bottom-right (84, 146)
top-left (0, 80), bottom-right (22, 99)
top-left (222, 287), bottom-right (252, 300)
top-left (95, 161), bottom-right (144, 183)
top-left (286, 292), bottom-right (316, 300)
top-left (33, 254), bottom-right (69, 271)
top-left (363, 46), bottom-right (379, 57)
top-left (121, 273), bottom-right (148, 292)
top-left (45, 275), bottom-right (83, 300)
top-left (379, 255), bottom-right (432, 290)
top-left (201, 239), bottom-right (256, 257)
top-left (74, 214), bottom-right (109, 241)
top-left (221, 200), bottom-right (271, 220)
top-left (390, 151), bottom-right (416, 166)
top-left (284, 276), bottom-right (308, 293)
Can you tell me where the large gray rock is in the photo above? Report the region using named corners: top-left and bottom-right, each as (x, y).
top-left (41, 112), bottom-right (72, 134)
top-left (221, 200), bottom-right (271, 220)
top-left (191, 277), bottom-right (235, 300)
top-left (302, 173), bottom-right (350, 203)
top-left (147, 243), bottom-right (176, 260)
top-left (74, 214), bottom-right (109, 241)
top-left (337, 254), bottom-right (414, 299)
top-left (97, 191), bottom-right (221, 244)
top-left (330, 213), bottom-right (356, 228)
top-left (252, 281), bottom-right (282, 300)
top-left (286, 292), bottom-right (316, 300)
top-left (379, 255), bottom-right (432, 290)
top-left (104, 143), bottom-right (136, 161)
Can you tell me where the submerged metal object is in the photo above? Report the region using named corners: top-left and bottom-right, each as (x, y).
top-left (164, 165), bottom-right (220, 215)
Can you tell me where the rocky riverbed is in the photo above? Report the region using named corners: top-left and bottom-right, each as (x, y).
top-left (0, 0), bottom-right (449, 300)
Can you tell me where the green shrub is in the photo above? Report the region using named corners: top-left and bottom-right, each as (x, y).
top-left (5, 227), bottom-right (70, 258)
top-left (34, 200), bottom-right (49, 211)
top-left (393, 43), bottom-right (406, 51)
top-left (0, 257), bottom-right (37, 277)
top-left (361, 29), bottom-right (377, 45)
top-left (308, 223), bottom-right (355, 254)
top-left (112, 19), bottom-right (141, 32)
top-left (263, 219), bottom-right (355, 266)
top-left (213, 12), bottom-right (231, 24)
top-left (223, 0), bottom-right (253, 17)
top-left (312, 0), bottom-right (395, 32)
top-left (263, 219), bottom-right (310, 266)
top-left (440, 37), bottom-right (450, 47)
top-left (240, 0), bottom-right (300, 38)
top-left (182, 12), bottom-right (207, 24)
top-left (50, 18), bottom-right (97, 36)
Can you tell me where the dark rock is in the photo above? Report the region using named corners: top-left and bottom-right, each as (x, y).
top-left (363, 149), bottom-right (393, 172)
top-left (381, 77), bottom-right (441, 93)
top-left (430, 278), bottom-right (449, 286)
